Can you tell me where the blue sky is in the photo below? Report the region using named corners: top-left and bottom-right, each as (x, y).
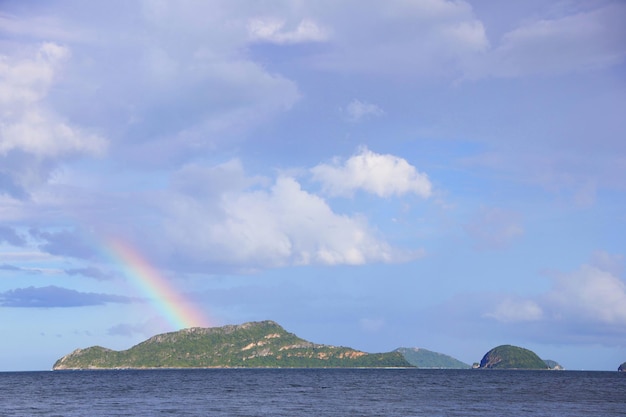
top-left (1, 0), bottom-right (625, 371)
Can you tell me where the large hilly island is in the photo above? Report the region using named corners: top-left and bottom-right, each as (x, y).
top-left (395, 348), bottom-right (469, 369)
top-left (477, 345), bottom-right (550, 370)
top-left (53, 321), bottom-right (412, 370)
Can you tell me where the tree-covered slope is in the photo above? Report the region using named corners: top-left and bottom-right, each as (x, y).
top-left (395, 347), bottom-right (470, 369)
top-left (478, 345), bottom-right (549, 370)
top-left (53, 321), bottom-right (412, 369)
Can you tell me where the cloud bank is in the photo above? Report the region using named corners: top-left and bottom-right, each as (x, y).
top-left (0, 285), bottom-right (135, 308)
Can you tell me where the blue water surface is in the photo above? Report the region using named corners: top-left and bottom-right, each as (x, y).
top-left (1, 369), bottom-right (624, 416)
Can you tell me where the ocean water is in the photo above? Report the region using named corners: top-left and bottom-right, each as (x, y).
top-left (1, 369), bottom-right (624, 416)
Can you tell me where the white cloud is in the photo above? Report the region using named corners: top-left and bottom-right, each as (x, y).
top-left (3, 2), bottom-right (302, 167)
top-left (484, 254), bottom-right (626, 328)
top-left (0, 42), bottom-right (68, 107)
top-left (158, 160), bottom-right (415, 270)
top-left (464, 207), bottom-right (524, 250)
top-left (248, 18), bottom-right (330, 44)
top-left (344, 99), bottom-right (384, 122)
top-left (0, 42), bottom-right (107, 160)
top-left (311, 147), bottom-right (432, 198)
top-left (291, 1), bottom-right (623, 80)
top-left (44, 3), bottom-right (301, 167)
top-left (547, 264), bottom-right (626, 325)
top-left (0, 109), bottom-right (107, 158)
top-left (0, 43), bottom-right (107, 197)
top-left (467, 3), bottom-right (626, 79)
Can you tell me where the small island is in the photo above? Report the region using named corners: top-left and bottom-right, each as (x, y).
top-left (619, 362), bottom-right (626, 372)
top-left (476, 345), bottom-right (560, 370)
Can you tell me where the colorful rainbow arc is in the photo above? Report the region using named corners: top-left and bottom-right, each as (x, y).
top-left (104, 238), bottom-right (210, 330)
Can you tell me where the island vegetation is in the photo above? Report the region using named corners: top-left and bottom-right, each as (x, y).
top-left (394, 347), bottom-right (470, 369)
top-left (477, 345), bottom-right (553, 370)
top-left (53, 321), bottom-right (412, 370)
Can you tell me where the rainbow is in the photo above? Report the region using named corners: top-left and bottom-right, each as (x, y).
top-left (104, 238), bottom-right (211, 330)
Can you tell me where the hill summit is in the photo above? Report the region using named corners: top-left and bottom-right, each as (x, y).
top-left (477, 345), bottom-right (550, 370)
top-left (53, 321), bottom-right (411, 370)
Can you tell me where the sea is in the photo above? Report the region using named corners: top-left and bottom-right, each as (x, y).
top-left (1, 368), bottom-right (623, 416)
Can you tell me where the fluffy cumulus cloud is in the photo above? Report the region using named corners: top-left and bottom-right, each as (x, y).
top-left (248, 18), bottom-right (330, 44)
top-left (311, 147), bottom-right (432, 198)
top-left (0, 42), bottom-right (108, 198)
top-left (486, 252), bottom-right (626, 329)
top-left (130, 153), bottom-right (427, 271)
top-left (161, 161), bottom-right (404, 269)
top-left (0, 42), bottom-right (107, 158)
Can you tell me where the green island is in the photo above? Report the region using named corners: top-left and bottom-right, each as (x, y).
top-left (394, 347), bottom-right (470, 369)
top-left (53, 320), bottom-right (413, 369)
top-left (476, 345), bottom-right (561, 370)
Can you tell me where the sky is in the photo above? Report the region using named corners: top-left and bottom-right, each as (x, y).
top-left (0, 0), bottom-right (625, 372)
